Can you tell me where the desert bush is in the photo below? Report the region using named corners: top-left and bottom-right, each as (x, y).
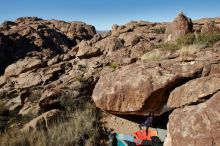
top-left (141, 50), bottom-right (162, 61)
top-left (177, 33), bottom-right (195, 45)
top-left (110, 62), bottom-right (119, 70)
top-left (0, 101), bottom-right (101, 146)
top-left (178, 44), bottom-right (205, 56)
top-left (0, 101), bottom-right (8, 132)
top-left (0, 101), bottom-right (6, 113)
top-left (154, 43), bottom-right (181, 51)
top-left (194, 33), bottom-right (220, 47)
top-left (155, 33), bottom-right (220, 53)
top-left (151, 27), bottom-right (166, 34)
top-left (75, 75), bottom-right (83, 82)
top-left (77, 64), bottom-right (87, 70)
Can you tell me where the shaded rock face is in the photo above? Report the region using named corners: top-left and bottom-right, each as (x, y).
top-left (0, 17), bottom-right (96, 75)
top-left (4, 57), bottom-right (45, 77)
top-left (0, 105), bottom-right (9, 132)
top-left (164, 92), bottom-right (220, 146)
top-left (165, 13), bottom-right (193, 42)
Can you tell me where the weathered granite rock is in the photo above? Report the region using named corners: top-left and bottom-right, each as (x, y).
top-left (168, 74), bottom-right (220, 109)
top-left (92, 60), bottom-right (205, 116)
top-left (76, 40), bottom-right (102, 59)
top-left (164, 91), bottom-right (220, 146)
top-left (5, 58), bottom-right (45, 77)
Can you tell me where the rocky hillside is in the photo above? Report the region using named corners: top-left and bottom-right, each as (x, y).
top-left (0, 13), bottom-right (220, 146)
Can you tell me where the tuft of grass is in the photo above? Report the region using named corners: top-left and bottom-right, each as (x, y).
top-left (141, 50), bottom-right (162, 61)
top-left (77, 64), bottom-right (87, 70)
top-left (0, 101), bottom-right (101, 146)
top-left (110, 62), bottom-right (118, 70)
top-left (75, 75), bottom-right (83, 82)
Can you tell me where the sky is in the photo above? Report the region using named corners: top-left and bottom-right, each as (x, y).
top-left (0, 0), bottom-right (220, 30)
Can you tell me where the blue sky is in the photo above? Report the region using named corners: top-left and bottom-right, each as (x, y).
top-left (0, 0), bottom-right (220, 30)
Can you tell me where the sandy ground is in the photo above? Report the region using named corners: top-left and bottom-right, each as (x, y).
top-left (100, 112), bottom-right (167, 142)
top-left (101, 112), bottom-right (141, 134)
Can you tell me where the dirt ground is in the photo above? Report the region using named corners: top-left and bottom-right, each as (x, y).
top-left (101, 112), bottom-right (141, 134)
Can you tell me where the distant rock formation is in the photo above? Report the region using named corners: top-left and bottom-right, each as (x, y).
top-left (165, 13), bottom-right (193, 42)
top-left (201, 21), bottom-right (220, 34)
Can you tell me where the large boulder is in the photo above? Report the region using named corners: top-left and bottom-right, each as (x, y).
top-left (164, 91), bottom-right (220, 146)
top-left (92, 60), bottom-right (205, 116)
top-left (75, 40), bottom-right (102, 59)
top-left (165, 12), bottom-right (193, 42)
top-left (4, 57), bottom-right (45, 77)
top-left (168, 74), bottom-right (220, 109)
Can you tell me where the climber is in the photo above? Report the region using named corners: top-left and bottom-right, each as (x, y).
top-left (139, 112), bottom-right (154, 134)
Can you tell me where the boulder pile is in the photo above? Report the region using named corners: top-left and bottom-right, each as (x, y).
top-left (0, 13), bottom-right (220, 145)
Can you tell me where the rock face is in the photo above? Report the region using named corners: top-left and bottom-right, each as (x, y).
top-left (5, 57), bottom-right (45, 77)
top-left (164, 92), bottom-right (220, 146)
top-left (165, 12), bottom-right (193, 42)
top-left (92, 60), bottom-right (209, 116)
top-left (0, 17), bottom-right (96, 75)
top-left (168, 74), bottom-right (220, 108)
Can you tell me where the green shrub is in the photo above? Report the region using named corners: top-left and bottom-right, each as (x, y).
top-left (152, 27), bottom-right (166, 34)
top-left (0, 101), bottom-right (6, 113)
top-left (75, 75), bottom-right (83, 82)
top-left (110, 62), bottom-right (118, 70)
top-left (77, 64), bottom-right (87, 70)
top-left (154, 43), bottom-right (181, 51)
top-left (194, 33), bottom-right (220, 47)
top-left (177, 33), bottom-right (195, 45)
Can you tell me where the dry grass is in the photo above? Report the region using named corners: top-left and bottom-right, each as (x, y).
top-left (178, 44), bottom-right (205, 56)
top-left (0, 101), bottom-right (7, 132)
top-left (141, 50), bottom-right (162, 61)
top-left (153, 43), bottom-right (181, 51)
top-left (0, 102), bottom-right (101, 146)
